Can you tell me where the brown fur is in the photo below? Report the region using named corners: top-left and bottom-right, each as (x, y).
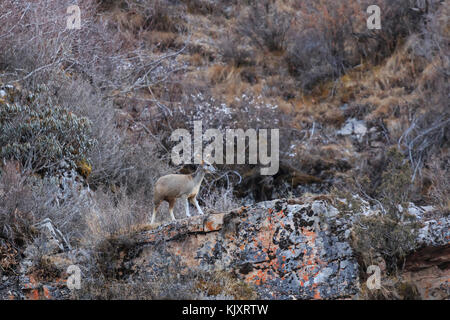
top-left (151, 161), bottom-right (214, 224)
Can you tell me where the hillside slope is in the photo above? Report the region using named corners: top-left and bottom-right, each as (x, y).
top-left (0, 0), bottom-right (448, 300)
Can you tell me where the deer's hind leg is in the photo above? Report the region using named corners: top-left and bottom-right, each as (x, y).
top-left (151, 198), bottom-right (162, 224)
top-left (168, 198), bottom-right (176, 221)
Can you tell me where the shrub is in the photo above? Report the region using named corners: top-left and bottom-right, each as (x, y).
top-left (286, 0), bottom-right (426, 92)
top-left (424, 153), bottom-right (450, 215)
top-left (219, 35), bottom-right (254, 67)
top-left (88, 131), bottom-right (169, 198)
top-left (112, 0), bottom-right (185, 33)
top-left (0, 0), bottom-right (183, 98)
top-left (237, 0), bottom-right (292, 52)
top-left (0, 100), bottom-right (96, 176)
top-left (0, 1), bottom-right (99, 86)
top-left (0, 161), bottom-right (94, 249)
top-left (73, 269), bottom-right (257, 300)
top-left (200, 186), bottom-right (240, 213)
top-left (377, 148), bottom-right (413, 220)
top-left (193, 270), bottom-right (258, 300)
top-left (72, 276), bottom-right (158, 300)
top-left (185, 0), bottom-right (219, 15)
top-left (0, 162), bottom-right (36, 248)
top-left (0, 239), bottom-right (19, 274)
top-left (82, 189), bottom-right (147, 245)
top-left (353, 215), bottom-right (418, 274)
top-left (359, 276), bottom-right (421, 300)
top-left (74, 242), bottom-right (258, 300)
top-left (350, 146), bottom-right (415, 218)
top-left (285, 30), bottom-right (337, 91)
top-left (351, 149), bottom-right (421, 274)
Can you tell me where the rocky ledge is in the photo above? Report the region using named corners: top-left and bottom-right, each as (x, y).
top-left (2, 198), bottom-right (448, 300)
top-left (134, 200), bottom-right (360, 299)
top-left (131, 198), bottom-right (448, 299)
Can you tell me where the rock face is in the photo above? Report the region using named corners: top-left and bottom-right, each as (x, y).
top-left (403, 244), bottom-right (450, 300)
top-left (133, 199), bottom-right (360, 299)
top-left (2, 198), bottom-right (448, 300)
top-left (1, 218), bottom-right (74, 300)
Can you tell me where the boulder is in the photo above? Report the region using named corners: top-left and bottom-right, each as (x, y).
top-left (337, 118), bottom-right (367, 141)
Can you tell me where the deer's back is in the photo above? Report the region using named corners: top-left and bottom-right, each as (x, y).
top-left (154, 174), bottom-right (194, 199)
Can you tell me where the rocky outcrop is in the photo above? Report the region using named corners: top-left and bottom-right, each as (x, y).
top-left (129, 198), bottom-right (449, 300)
top-left (2, 198), bottom-right (448, 300)
top-left (0, 218), bottom-right (74, 300)
top-left (132, 199), bottom-right (360, 300)
top-left (402, 207), bottom-right (450, 300)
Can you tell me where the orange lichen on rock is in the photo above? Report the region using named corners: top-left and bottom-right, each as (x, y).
top-left (131, 199), bottom-right (364, 299)
top-left (27, 289), bottom-right (40, 300)
top-left (43, 286), bottom-right (51, 299)
top-left (205, 221), bottom-right (215, 232)
top-left (301, 228), bottom-right (317, 241)
top-left (314, 290), bottom-right (321, 299)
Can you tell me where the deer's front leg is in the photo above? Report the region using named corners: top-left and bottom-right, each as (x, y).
top-left (191, 197), bottom-right (204, 215)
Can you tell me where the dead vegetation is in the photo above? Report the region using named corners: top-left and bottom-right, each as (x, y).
top-left (0, 0), bottom-right (448, 300)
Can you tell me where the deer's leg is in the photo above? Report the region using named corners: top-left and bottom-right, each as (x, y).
top-left (190, 197), bottom-right (204, 215)
top-left (184, 196), bottom-right (191, 218)
top-left (168, 199), bottom-right (176, 221)
top-left (151, 200), bottom-right (161, 224)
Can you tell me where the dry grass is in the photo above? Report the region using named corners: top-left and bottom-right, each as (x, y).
top-left (424, 152), bottom-right (450, 215)
top-left (207, 64), bottom-right (250, 99)
top-left (194, 271), bottom-right (258, 300)
top-left (74, 268), bottom-right (257, 300)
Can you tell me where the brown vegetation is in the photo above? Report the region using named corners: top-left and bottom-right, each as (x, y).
top-left (0, 0), bottom-right (448, 300)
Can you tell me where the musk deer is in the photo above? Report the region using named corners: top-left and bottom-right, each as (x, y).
top-left (151, 160), bottom-right (216, 224)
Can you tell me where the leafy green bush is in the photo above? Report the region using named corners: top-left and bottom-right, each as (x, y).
top-left (0, 101), bottom-right (96, 176)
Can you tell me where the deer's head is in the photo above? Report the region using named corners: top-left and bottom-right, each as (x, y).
top-left (200, 159), bottom-right (216, 174)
